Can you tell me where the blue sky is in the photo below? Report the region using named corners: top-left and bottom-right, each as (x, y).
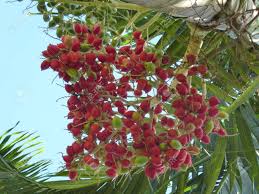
top-left (0, 1), bottom-right (73, 172)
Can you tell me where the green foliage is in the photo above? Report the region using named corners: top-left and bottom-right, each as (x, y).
top-left (0, 122), bottom-right (52, 193)
top-left (8, 0), bottom-right (259, 193)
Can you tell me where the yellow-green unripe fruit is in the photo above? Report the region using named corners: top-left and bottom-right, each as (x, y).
top-left (144, 62), bottom-right (155, 73)
top-left (159, 143), bottom-right (167, 150)
top-left (134, 156), bottom-right (149, 166)
top-left (217, 111), bottom-right (229, 120)
top-left (204, 120), bottom-right (214, 134)
top-left (66, 68), bottom-right (79, 80)
top-left (187, 146), bottom-right (200, 155)
top-left (112, 116), bottom-right (123, 129)
top-left (169, 140), bottom-right (182, 150)
top-left (80, 43), bottom-right (90, 52)
top-left (132, 112), bottom-right (141, 121)
top-left (180, 164), bottom-right (188, 172)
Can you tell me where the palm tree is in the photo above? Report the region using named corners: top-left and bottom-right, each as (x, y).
top-left (1, 0), bottom-right (259, 193)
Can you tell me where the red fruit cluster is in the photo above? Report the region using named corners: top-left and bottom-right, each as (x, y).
top-left (41, 23), bottom-right (227, 180)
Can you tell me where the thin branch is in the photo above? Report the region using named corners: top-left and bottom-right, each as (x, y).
top-left (41, 0), bottom-right (149, 12)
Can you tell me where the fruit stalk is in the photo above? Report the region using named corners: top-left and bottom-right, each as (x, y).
top-left (42, 0), bottom-right (149, 12)
top-left (184, 23), bottom-right (208, 60)
top-left (170, 23), bottom-right (208, 89)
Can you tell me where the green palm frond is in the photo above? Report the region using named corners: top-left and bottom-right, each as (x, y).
top-left (0, 122), bottom-right (52, 193)
top-left (5, 0), bottom-right (259, 193)
top-left (0, 123), bottom-right (110, 193)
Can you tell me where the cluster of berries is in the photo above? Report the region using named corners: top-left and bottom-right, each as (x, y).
top-left (41, 23), bottom-right (228, 180)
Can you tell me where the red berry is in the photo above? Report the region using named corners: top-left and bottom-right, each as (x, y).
top-left (201, 135), bottom-right (211, 144)
top-left (115, 146), bottom-right (127, 156)
top-left (42, 50), bottom-right (50, 58)
top-left (161, 116), bottom-right (168, 126)
top-left (106, 83), bottom-right (116, 91)
top-left (178, 135), bottom-right (188, 145)
top-left (176, 149), bottom-right (187, 162)
top-left (72, 142), bottom-right (82, 154)
top-left (119, 46), bottom-right (131, 54)
top-left (71, 39), bottom-right (81, 52)
top-left (145, 165), bottom-right (156, 179)
top-left (167, 118), bottom-right (175, 128)
top-left (168, 129), bottom-right (178, 138)
top-left (85, 52), bottom-right (96, 65)
top-left (87, 34), bottom-right (95, 44)
top-left (114, 100), bottom-right (124, 107)
top-left (98, 54), bottom-right (106, 62)
top-left (175, 74), bottom-right (187, 83)
top-left (68, 170), bottom-right (78, 180)
top-left (93, 38), bottom-right (102, 49)
top-left (156, 68), bottom-right (168, 80)
top-left (172, 99), bottom-right (185, 109)
top-left (151, 156), bottom-right (162, 166)
top-left (90, 159), bottom-right (99, 169)
top-left (81, 24), bottom-right (88, 33)
top-left (66, 146), bottom-right (74, 156)
top-left (84, 140), bottom-right (93, 151)
top-left (217, 128), bottom-right (227, 136)
top-left (188, 66), bottom-right (198, 76)
top-left (90, 123), bottom-right (100, 134)
top-left (63, 155), bottom-right (73, 163)
top-left (176, 83), bottom-right (188, 95)
top-left (174, 108), bottom-right (187, 119)
top-left (105, 143), bottom-right (116, 153)
top-left (166, 149), bottom-right (180, 159)
top-left (194, 118), bottom-right (203, 128)
top-left (186, 54), bottom-right (196, 65)
top-left (47, 44), bottom-right (60, 56)
top-left (73, 23), bottom-right (82, 34)
top-left (93, 24), bottom-right (101, 35)
top-left (208, 107), bottom-right (219, 117)
top-left (40, 60), bottom-right (50, 70)
top-left (120, 76), bottom-right (130, 83)
top-left (150, 146), bottom-right (161, 156)
top-left (50, 59), bottom-right (61, 70)
top-left (121, 159), bottom-right (131, 168)
top-left (70, 127), bottom-right (81, 136)
top-left (103, 102), bottom-right (112, 113)
top-left (140, 100), bottom-right (150, 113)
top-left (197, 64), bottom-right (208, 75)
top-left (209, 96), bottom-right (220, 106)
top-left (154, 104), bottom-right (162, 114)
top-left (136, 39), bottom-right (145, 46)
top-left (184, 153), bottom-right (192, 166)
top-left (65, 85), bottom-right (74, 93)
top-left (106, 168), bottom-right (117, 178)
top-left (137, 79), bottom-right (147, 90)
top-left (133, 31), bottom-right (142, 40)
top-left (134, 89), bottom-right (142, 97)
top-left (91, 107), bottom-right (101, 118)
top-left (106, 45), bottom-right (116, 54)
top-left (194, 128), bottom-right (204, 139)
top-left (83, 155), bottom-right (94, 164)
top-left (143, 84), bottom-right (152, 93)
top-left (162, 55), bottom-right (170, 64)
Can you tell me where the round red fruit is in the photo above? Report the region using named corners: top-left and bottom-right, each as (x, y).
top-left (106, 168), bottom-right (117, 178)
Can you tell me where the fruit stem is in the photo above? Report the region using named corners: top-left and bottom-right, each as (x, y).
top-left (184, 23), bottom-right (208, 61)
top-left (43, 0), bottom-right (150, 12)
top-left (170, 23), bottom-right (208, 89)
top-left (202, 79), bottom-right (207, 99)
top-left (225, 76), bottom-right (259, 114)
top-left (175, 172), bottom-right (187, 194)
